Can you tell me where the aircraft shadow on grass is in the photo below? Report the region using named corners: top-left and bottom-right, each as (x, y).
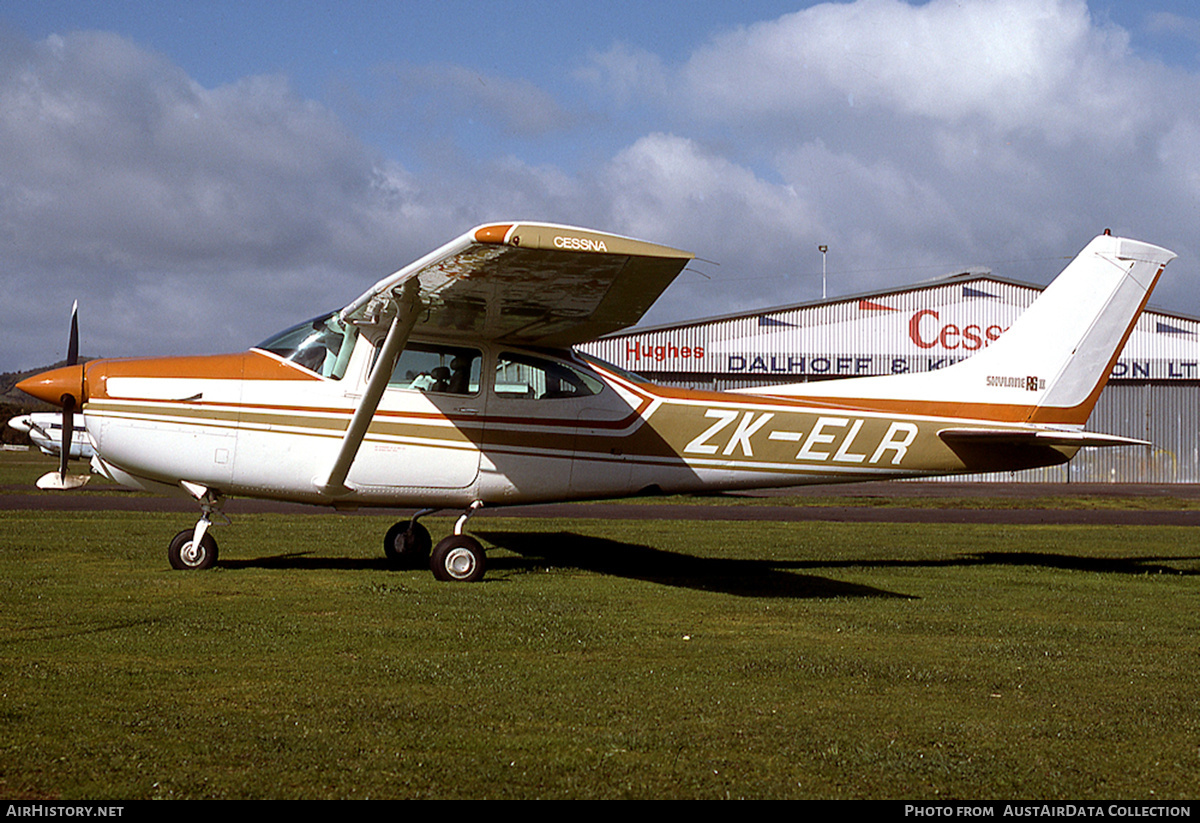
top-left (477, 534), bottom-right (1200, 589)
top-left (470, 530), bottom-right (915, 599)
top-left (216, 534), bottom-right (1199, 593)
top-left (963, 551), bottom-right (1199, 576)
top-left (778, 551), bottom-right (1200, 576)
top-left (218, 531), bottom-right (911, 599)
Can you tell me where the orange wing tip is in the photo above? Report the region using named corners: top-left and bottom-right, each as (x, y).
top-left (474, 224), bottom-right (514, 244)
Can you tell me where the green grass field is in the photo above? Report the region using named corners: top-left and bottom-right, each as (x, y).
top-left (3, 488), bottom-right (1199, 799)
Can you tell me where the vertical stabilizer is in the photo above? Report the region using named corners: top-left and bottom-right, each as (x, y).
top-left (740, 234), bottom-right (1176, 426)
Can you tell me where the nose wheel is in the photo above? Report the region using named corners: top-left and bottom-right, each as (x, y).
top-left (168, 528), bottom-right (218, 570)
top-left (168, 486), bottom-right (227, 571)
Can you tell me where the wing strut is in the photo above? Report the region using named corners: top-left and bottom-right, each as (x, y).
top-left (314, 280), bottom-right (421, 496)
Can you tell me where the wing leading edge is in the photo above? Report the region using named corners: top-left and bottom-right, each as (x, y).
top-left (341, 222), bottom-right (695, 347)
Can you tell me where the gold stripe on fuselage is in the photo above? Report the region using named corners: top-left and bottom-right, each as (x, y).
top-left (84, 368), bottom-right (1075, 491)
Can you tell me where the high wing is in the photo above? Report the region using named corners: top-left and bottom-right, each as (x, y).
top-left (340, 222), bottom-right (695, 346)
top-left (315, 222), bottom-right (693, 495)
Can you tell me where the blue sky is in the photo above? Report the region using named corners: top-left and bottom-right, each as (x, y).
top-left (3, 0), bottom-right (1200, 370)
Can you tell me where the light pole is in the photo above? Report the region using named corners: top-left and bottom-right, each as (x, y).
top-left (818, 245), bottom-right (828, 300)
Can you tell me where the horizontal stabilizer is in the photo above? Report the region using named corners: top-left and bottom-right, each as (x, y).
top-left (938, 428), bottom-right (1150, 449)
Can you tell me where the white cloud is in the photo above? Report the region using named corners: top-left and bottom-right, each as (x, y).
top-left (603, 133), bottom-right (809, 240)
top-left (596, 134), bottom-right (830, 319)
top-left (0, 30), bottom-right (632, 371)
top-left (576, 42), bottom-right (668, 106)
top-left (581, 0), bottom-right (1200, 310)
top-left (0, 32), bottom-right (474, 368)
top-left (590, 0), bottom-right (1180, 151)
top-left (1, 33), bottom-right (382, 271)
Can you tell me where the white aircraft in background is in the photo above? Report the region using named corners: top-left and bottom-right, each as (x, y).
top-left (18, 224), bottom-right (1173, 581)
top-left (8, 412), bottom-right (96, 462)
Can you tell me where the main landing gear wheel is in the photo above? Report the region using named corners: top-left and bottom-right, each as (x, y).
top-left (384, 521), bottom-right (432, 569)
top-left (430, 535), bottom-right (486, 583)
top-left (168, 528), bottom-right (219, 570)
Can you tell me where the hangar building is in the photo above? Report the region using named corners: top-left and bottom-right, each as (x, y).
top-left (578, 270), bottom-right (1200, 483)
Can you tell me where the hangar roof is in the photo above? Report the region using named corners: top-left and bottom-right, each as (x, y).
top-left (601, 270), bottom-right (1197, 340)
top-left (579, 270), bottom-right (1200, 383)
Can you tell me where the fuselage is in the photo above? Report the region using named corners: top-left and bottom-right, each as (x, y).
top-left (15, 231), bottom-right (1173, 513)
top-left (25, 330), bottom-right (1074, 509)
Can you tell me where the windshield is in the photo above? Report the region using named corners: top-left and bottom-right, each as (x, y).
top-left (255, 312), bottom-right (360, 380)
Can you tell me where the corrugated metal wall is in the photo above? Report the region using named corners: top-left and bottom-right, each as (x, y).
top-left (1065, 383), bottom-right (1199, 483)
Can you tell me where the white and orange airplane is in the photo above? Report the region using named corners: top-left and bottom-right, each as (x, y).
top-left (18, 223), bottom-right (1174, 581)
top-left (8, 412), bottom-right (96, 461)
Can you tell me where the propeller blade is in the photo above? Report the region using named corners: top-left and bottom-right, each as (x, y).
top-left (59, 396), bottom-right (74, 482)
top-left (32, 301), bottom-right (90, 490)
top-left (59, 302), bottom-right (79, 482)
top-left (67, 300), bottom-right (79, 366)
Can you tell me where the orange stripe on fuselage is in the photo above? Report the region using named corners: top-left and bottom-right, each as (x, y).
top-left (645, 384), bottom-right (1081, 426)
top-left (85, 350), bottom-right (319, 400)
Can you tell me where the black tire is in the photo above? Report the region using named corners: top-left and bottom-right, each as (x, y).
top-left (430, 535), bottom-right (486, 582)
top-left (384, 521), bottom-right (432, 568)
top-left (168, 528), bottom-right (218, 570)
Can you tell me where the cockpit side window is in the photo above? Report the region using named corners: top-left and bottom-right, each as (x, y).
top-left (494, 352), bottom-right (603, 400)
top-left (385, 343), bottom-right (482, 396)
top-left (255, 312), bottom-right (359, 380)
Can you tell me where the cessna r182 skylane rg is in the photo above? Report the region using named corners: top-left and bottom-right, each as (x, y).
top-left (18, 223), bottom-right (1175, 582)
